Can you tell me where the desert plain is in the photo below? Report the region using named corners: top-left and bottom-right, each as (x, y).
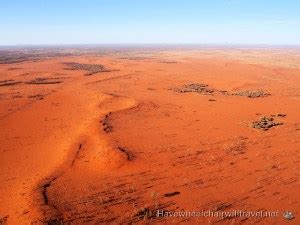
top-left (0, 46), bottom-right (299, 224)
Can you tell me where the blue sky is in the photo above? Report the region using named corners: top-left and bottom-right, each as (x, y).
top-left (1, 0), bottom-right (300, 45)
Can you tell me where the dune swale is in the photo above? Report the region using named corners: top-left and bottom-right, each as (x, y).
top-left (63, 62), bottom-right (111, 76)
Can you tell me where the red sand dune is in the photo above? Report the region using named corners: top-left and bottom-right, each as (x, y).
top-left (0, 48), bottom-right (299, 224)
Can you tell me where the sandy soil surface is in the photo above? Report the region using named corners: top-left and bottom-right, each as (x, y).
top-left (0, 47), bottom-right (299, 224)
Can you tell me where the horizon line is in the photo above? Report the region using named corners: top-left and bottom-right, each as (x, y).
top-left (1, 43), bottom-right (300, 48)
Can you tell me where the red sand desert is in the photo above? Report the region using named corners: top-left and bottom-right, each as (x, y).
top-left (0, 47), bottom-right (299, 224)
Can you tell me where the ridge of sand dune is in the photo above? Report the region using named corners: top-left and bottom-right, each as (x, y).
top-left (0, 84), bottom-right (106, 224)
top-left (0, 77), bottom-right (138, 223)
top-left (30, 94), bottom-right (138, 223)
top-left (0, 58), bottom-right (138, 224)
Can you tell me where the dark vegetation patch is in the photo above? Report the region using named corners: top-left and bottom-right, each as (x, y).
top-left (134, 207), bottom-right (156, 220)
top-left (48, 218), bottom-right (64, 225)
top-left (28, 94), bottom-right (45, 100)
top-left (0, 55), bottom-right (39, 64)
top-left (25, 78), bottom-right (63, 85)
top-left (7, 67), bottom-right (21, 71)
top-left (174, 83), bottom-right (228, 95)
top-left (39, 176), bottom-right (61, 220)
top-left (70, 144), bottom-right (83, 167)
top-left (63, 62), bottom-right (112, 76)
top-left (119, 56), bottom-right (153, 60)
top-left (12, 94), bottom-right (22, 99)
top-left (0, 80), bottom-right (22, 87)
top-left (215, 202), bottom-right (233, 211)
top-left (173, 83), bottom-right (215, 95)
top-left (130, 202), bottom-right (175, 223)
top-left (117, 147), bottom-right (134, 161)
top-left (271, 113), bottom-right (286, 118)
top-left (252, 116), bottom-right (284, 131)
top-left (233, 90), bottom-right (270, 98)
top-left (159, 61), bottom-right (177, 64)
top-left (101, 112), bottom-right (113, 133)
top-left (19, 73), bottom-right (31, 76)
top-left (173, 83), bottom-right (271, 99)
top-left (164, 192), bottom-right (180, 197)
top-left (0, 50), bottom-right (73, 64)
top-left (41, 177), bottom-right (57, 205)
top-left (42, 217), bottom-right (64, 225)
top-left (0, 215), bottom-right (8, 225)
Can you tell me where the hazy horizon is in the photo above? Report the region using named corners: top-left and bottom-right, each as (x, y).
top-left (1, 43), bottom-right (300, 49)
top-left (1, 0), bottom-right (300, 46)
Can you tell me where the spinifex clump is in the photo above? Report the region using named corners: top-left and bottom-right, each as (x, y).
top-left (233, 90), bottom-right (270, 98)
top-left (63, 62), bottom-right (110, 76)
top-left (174, 83), bottom-right (214, 95)
top-left (252, 116), bottom-right (283, 130)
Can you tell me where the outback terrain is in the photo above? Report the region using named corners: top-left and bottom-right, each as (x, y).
top-left (0, 46), bottom-right (299, 224)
